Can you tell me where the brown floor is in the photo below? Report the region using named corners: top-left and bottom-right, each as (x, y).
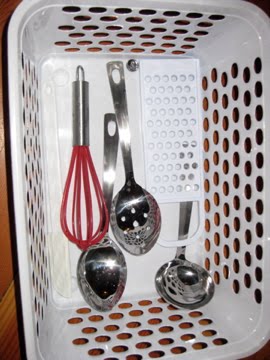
top-left (0, 0), bottom-right (270, 359)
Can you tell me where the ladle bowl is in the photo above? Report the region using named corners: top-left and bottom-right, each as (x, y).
top-left (155, 202), bottom-right (214, 309)
top-left (155, 247), bottom-right (215, 309)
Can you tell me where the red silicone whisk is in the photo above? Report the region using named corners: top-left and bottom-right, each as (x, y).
top-left (60, 66), bottom-right (109, 251)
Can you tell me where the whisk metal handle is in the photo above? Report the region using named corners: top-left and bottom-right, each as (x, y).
top-left (73, 66), bottom-right (89, 146)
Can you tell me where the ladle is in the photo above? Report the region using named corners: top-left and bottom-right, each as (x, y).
top-left (77, 114), bottom-right (127, 311)
top-left (155, 202), bottom-right (215, 309)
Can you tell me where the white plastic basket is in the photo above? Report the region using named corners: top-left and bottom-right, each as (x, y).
top-left (7, 0), bottom-right (270, 359)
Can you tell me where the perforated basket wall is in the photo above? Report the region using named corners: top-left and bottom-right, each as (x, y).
top-left (7, 0), bottom-right (270, 359)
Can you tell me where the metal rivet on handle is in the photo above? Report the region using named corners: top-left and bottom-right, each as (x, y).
top-left (126, 59), bottom-right (139, 72)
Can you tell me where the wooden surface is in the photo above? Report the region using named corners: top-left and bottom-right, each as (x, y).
top-left (0, 0), bottom-right (269, 359)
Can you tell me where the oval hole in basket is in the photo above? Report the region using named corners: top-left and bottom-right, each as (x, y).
top-left (199, 318), bottom-right (213, 326)
top-left (62, 6), bottom-right (81, 12)
top-left (256, 129), bottom-right (264, 146)
top-left (159, 326), bottom-right (174, 333)
top-left (255, 105), bottom-right (263, 121)
top-left (136, 341), bottom-right (151, 349)
top-left (117, 332), bottom-right (132, 340)
top-left (82, 326), bottom-right (97, 334)
top-left (256, 244), bottom-right (263, 259)
top-left (179, 322), bottom-right (193, 329)
top-left (127, 321), bottom-right (141, 328)
top-left (89, 315), bottom-right (104, 322)
top-left (202, 329), bottom-right (217, 337)
top-left (169, 314), bottom-right (183, 322)
top-left (256, 222), bottom-right (263, 239)
top-left (192, 342), bottom-right (208, 350)
top-left (189, 311), bottom-right (203, 318)
top-left (233, 280), bottom-right (240, 294)
top-left (255, 267), bottom-right (262, 282)
top-left (148, 350), bottom-right (165, 358)
top-left (76, 307), bottom-right (91, 314)
top-left (89, 7), bottom-right (107, 13)
top-left (149, 307), bottom-right (163, 314)
top-left (181, 333), bottom-right (196, 341)
top-left (255, 289), bottom-right (262, 304)
top-left (223, 265), bottom-right (229, 279)
top-left (205, 258), bottom-right (210, 271)
top-left (95, 335), bottom-right (111, 343)
top-left (255, 81), bottom-right (263, 97)
top-left (88, 348), bottom-right (104, 356)
top-left (138, 300), bottom-right (152, 306)
top-left (118, 302), bottom-right (132, 309)
top-left (159, 338), bottom-right (174, 345)
top-left (138, 329), bottom-right (153, 337)
top-left (115, 7), bottom-right (132, 14)
top-left (129, 310), bottom-right (144, 317)
top-left (109, 312), bottom-right (124, 320)
top-left (126, 355), bottom-right (143, 360)
top-left (104, 324), bottom-right (120, 331)
top-left (72, 338), bottom-right (89, 345)
top-left (213, 338), bottom-right (228, 346)
top-left (68, 317), bottom-right (83, 324)
top-left (254, 57), bottom-right (262, 74)
top-left (148, 318), bottom-right (162, 325)
top-left (112, 345), bottom-right (129, 353)
top-left (171, 346), bottom-right (187, 354)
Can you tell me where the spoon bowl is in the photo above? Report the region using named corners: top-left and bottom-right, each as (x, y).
top-left (77, 236), bottom-right (126, 311)
top-left (107, 61), bottom-right (161, 256)
top-left (76, 114), bottom-right (127, 311)
top-left (110, 183), bottom-right (161, 255)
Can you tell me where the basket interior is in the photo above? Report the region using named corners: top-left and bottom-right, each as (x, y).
top-left (15, 1), bottom-right (268, 359)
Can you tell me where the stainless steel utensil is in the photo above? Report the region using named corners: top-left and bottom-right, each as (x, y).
top-left (77, 114), bottom-right (127, 311)
top-left (107, 61), bottom-right (161, 256)
top-left (155, 201), bottom-right (215, 309)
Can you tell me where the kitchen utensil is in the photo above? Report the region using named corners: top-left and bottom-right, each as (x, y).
top-left (43, 77), bottom-right (71, 298)
top-left (107, 61), bottom-right (161, 256)
top-left (155, 201), bottom-right (215, 309)
top-left (140, 59), bottom-right (204, 247)
top-left (77, 113), bottom-right (127, 312)
top-left (60, 66), bottom-right (108, 250)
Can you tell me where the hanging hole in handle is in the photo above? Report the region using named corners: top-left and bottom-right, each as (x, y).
top-left (108, 119), bottom-right (117, 136)
top-left (112, 68), bottom-right (121, 84)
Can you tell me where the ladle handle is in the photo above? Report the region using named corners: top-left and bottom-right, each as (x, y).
top-left (176, 201), bottom-right (193, 259)
top-left (103, 114), bottom-right (119, 217)
top-left (178, 201), bottom-right (193, 241)
top-left (107, 61), bottom-right (134, 179)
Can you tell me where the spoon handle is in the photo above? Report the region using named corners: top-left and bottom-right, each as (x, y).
top-left (103, 114), bottom-right (119, 217)
top-left (107, 61), bottom-right (134, 179)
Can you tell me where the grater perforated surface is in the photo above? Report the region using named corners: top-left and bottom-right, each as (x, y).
top-left (140, 59), bottom-right (203, 203)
